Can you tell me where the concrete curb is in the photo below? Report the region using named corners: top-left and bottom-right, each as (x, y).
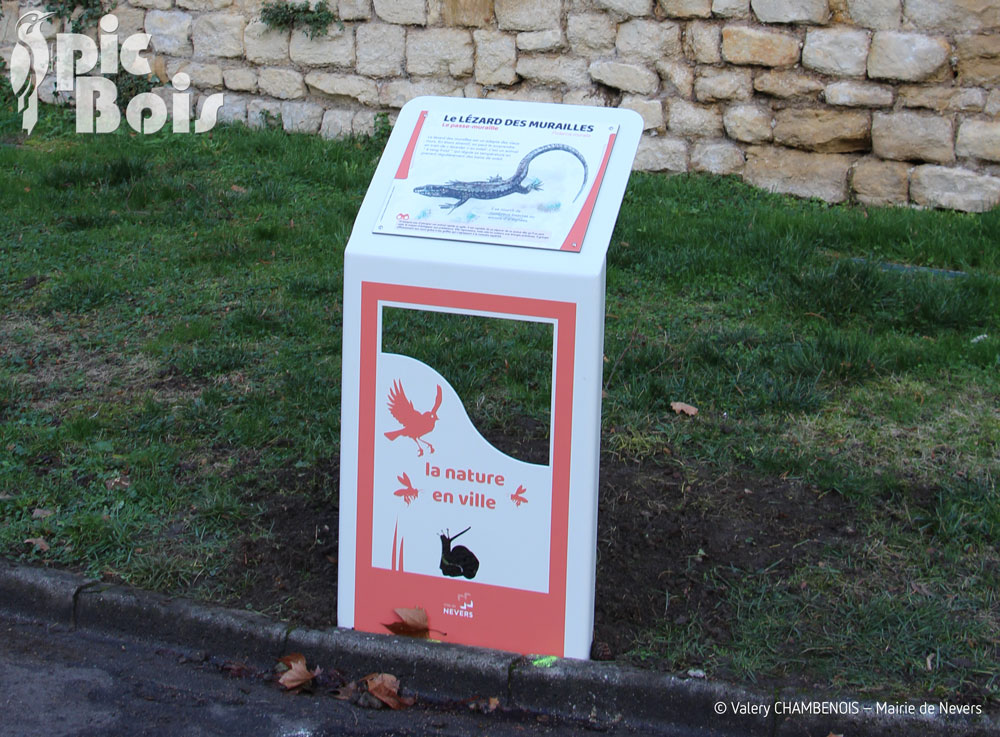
top-left (1, 561), bottom-right (995, 736)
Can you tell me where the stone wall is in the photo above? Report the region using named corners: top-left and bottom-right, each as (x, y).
top-left (3, 0), bottom-right (1000, 211)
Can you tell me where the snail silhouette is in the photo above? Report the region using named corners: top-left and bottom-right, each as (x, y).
top-left (438, 527), bottom-right (479, 579)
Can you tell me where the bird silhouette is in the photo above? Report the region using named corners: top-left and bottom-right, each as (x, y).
top-left (383, 380), bottom-right (442, 457)
top-left (10, 11), bottom-right (54, 136)
top-left (393, 472), bottom-right (419, 505)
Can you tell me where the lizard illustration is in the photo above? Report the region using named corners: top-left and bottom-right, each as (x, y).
top-left (413, 144), bottom-right (588, 212)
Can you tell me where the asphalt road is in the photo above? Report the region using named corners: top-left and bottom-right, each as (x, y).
top-left (0, 613), bottom-right (720, 737)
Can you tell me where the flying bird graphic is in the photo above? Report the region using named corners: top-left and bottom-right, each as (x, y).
top-left (10, 11), bottom-right (54, 136)
top-left (510, 484), bottom-right (528, 507)
top-left (383, 380), bottom-right (443, 457)
top-left (393, 472), bottom-right (419, 505)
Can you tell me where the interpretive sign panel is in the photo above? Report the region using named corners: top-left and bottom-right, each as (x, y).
top-left (339, 97), bottom-right (642, 659)
top-left (373, 109), bottom-right (620, 252)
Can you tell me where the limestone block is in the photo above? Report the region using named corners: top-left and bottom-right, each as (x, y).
top-left (656, 60), bottom-right (694, 97)
top-left (694, 68), bottom-right (752, 101)
top-left (824, 81), bottom-right (892, 107)
top-left (957, 120), bottom-right (1000, 163)
top-left (754, 70), bottom-right (823, 98)
top-left (247, 98), bottom-right (282, 128)
top-left (723, 102), bottom-right (772, 142)
top-left (910, 165), bottom-right (1000, 212)
top-left (846, 0), bottom-right (899, 29)
top-left (620, 95), bottom-right (664, 129)
top-left (744, 146), bottom-right (851, 202)
top-left (380, 78), bottom-right (465, 108)
top-left (145, 10), bottom-right (192, 56)
top-left (320, 108), bottom-right (354, 138)
top-left (633, 135), bottom-right (689, 172)
top-left (567, 13), bottom-right (616, 56)
top-left (192, 13), bottom-right (244, 58)
top-left (167, 60), bottom-right (224, 87)
top-left (516, 56), bottom-right (590, 86)
top-left (589, 61), bottom-right (660, 95)
top-left (442, 0), bottom-right (494, 27)
top-left (691, 140), bottom-right (745, 173)
top-left (281, 101), bottom-right (324, 133)
top-left (258, 67), bottom-right (305, 98)
top-left (902, 0), bottom-right (1000, 34)
top-left (617, 20), bottom-right (683, 63)
top-left (290, 27), bottom-right (354, 67)
top-left (356, 23), bottom-right (405, 77)
top-left (685, 21), bottom-right (721, 63)
top-left (867, 32), bottom-right (949, 82)
top-left (373, 0), bottom-right (425, 25)
top-left (565, 89), bottom-right (608, 106)
top-left (407, 28), bottom-right (473, 76)
top-left (132, 0), bottom-right (173, 10)
top-left (517, 30), bottom-right (563, 51)
top-left (0, 3), bottom-right (17, 45)
top-left (177, 0), bottom-right (230, 10)
top-left (956, 35), bottom-right (1000, 86)
top-left (244, 20), bottom-right (289, 65)
top-left (660, 0), bottom-right (712, 18)
top-left (872, 111), bottom-right (954, 163)
top-left (217, 95), bottom-right (247, 125)
top-left (224, 68), bottom-right (257, 92)
top-left (487, 86), bottom-right (562, 103)
top-left (721, 26), bottom-right (800, 67)
top-left (899, 86), bottom-right (985, 112)
top-left (111, 6), bottom-right (147, 36)
top-left (305, 71), bottom-right (378, 104)
top-left (712, 0), bottom-right (749, 18)
top-left (802, 27), bottom-right (869, 77)
top-left (353, 110), bottom-right (376, 136)
top-left (339, 0), bottom-right (372, 20)
top-left (668, 99), bottom-right (724, 137)
top-left (773, 108), bottom-right (870, 152)
top-left (851, 158), bottom-right (909, 205)
top-left (751, 0), bottom-right (829, 23)
top-left (496, 0), bottom-right (561, 31)
top-left (987, 90), bottom-right (1000, 116)
top-left (474, 30), bottom-right (517, 85)
top-left (596, 0), bottom-right (652, 15)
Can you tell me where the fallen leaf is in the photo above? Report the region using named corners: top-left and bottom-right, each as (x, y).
top-left (24, 537), bottom-right (50, 552)
top-left (105, 475), bottom-right (131, 491)
top-left (32, 508), bottom-right (54, 519)
top-left (277, 653), bottom-right (321, 691)
top-left (363, 672), bottom-right (414, 710)
top-left (670, 401), bottom-right (698, 416)
top-left (383, 607), bottom-right (438, 638)
top-left (230, 184), bottom-right (247, 193)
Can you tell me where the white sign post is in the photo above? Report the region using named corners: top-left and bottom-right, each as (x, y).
top-left (338, 96), bottom-right (641, 659)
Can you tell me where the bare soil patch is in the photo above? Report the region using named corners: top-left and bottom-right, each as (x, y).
top-left (223, 426), bottom-right (856, 680)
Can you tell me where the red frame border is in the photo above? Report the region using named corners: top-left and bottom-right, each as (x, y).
top-left (353, 282), bottom-right (577, 655)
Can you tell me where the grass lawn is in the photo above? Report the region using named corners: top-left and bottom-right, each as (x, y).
top-left (1, 92), bottom-right (998, 708)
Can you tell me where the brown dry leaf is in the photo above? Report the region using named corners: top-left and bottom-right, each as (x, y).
top-left (230, 185), bottom-right (247, 193)
top-left (670, 401), bottom-right (698, 416)
top-left (363, 673), bottom-right (415, 710)
top-left (277, 653), bottom-right (321, 691)
top-left (105, 475), bottom-right (131, 491)
top-left (383, 607), bottom-right (432, 639)
top-left (32, 508), bottom-right (54, 519)
top-left (24, 537), bottom-right (50, 552)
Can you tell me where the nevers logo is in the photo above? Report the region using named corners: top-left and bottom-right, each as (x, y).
top-left (9, 11), bottom-right (223, 136)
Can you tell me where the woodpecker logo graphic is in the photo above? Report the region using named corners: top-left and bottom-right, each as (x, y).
top-left (7, 11), bottom-right (223, 136)
top-left (10, 10), bottom-right (52, 135)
